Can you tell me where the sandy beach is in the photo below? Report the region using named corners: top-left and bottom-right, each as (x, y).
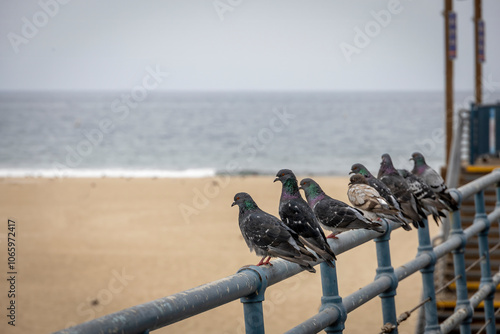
top-left (0, 175), bottom-right (441, 334)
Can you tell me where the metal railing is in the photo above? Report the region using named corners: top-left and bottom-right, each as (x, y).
top-left (54, 169), bottom-right (500, 334)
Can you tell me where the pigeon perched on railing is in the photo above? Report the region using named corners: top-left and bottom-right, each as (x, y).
top-left (350, 163), bottom-right (412, 230)
top-left (378, 154), bottom-right (426, 228)
top-left (398, 169), bottom-right (448, 225)
top-left (347, 174), bottom-right (412, 231)
top-left (274, 169), bottom-right (337, 267)
top-left (350, 163), bottom-right (401, 211)
top-left (410, 152), bottom-right (458, 211)
top-left (232, 192), bottom-right (316, 273)
top-left (300, 177), bottom-right (384, 238)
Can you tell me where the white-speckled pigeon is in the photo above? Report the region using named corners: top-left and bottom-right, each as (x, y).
top-left (232, 192), bottom-right (316, 273)
top-left (274, 169), bottom-right (337, 267)
top-left (410, 152), bottom-right (458, 210)
top-left (377, 153), bottom-right (426, 228)
top-left (398, 169), bottom-right (448, 225)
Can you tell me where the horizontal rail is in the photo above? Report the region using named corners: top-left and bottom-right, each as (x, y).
top-left (284, 307), bottom-right (341, 334)
top-left (55, 222), bottom-right (387, 333)
top-left (440, 271), bottom-right (500, 333)
top-left (56, 271), bottom-right (262, 334)
top-left (285, 275), bottom-right (394, 334)
top-left (456, 169), bottom-right (500, 200)
top-left (285, 205), bottom-right (500, 333)
top-left (433, 205), bottom-right (500, 259)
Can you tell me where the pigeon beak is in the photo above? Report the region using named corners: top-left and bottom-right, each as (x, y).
top-left (298, 186), bottom-right (303, 190)
top-left (273, 177), bottom-right (279, 183)
top-left (348, 171), bottom-right (354, 175)
top-left (409, 157), bottom-right (414, 161)
top-left (231, 201), bottom-right (236, 207)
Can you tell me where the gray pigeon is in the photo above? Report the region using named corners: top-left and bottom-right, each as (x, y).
top-left (410, 152), bottom-right (458, 210)
top-left (378, 153), bottom-right (426, 228)
top-left (347, 174), bottom-right (412, 231)
top-left (300, 177), bottom-right (384, 238)
top-left (232, 192), bottom-right (316, 273)
top-left (274, 169), bottom-right (337, 267)
top-left (398, 169), bottom-right (448, 225)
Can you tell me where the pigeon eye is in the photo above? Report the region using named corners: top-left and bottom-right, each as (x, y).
top-left (236, 197), bottom-right (240, 200)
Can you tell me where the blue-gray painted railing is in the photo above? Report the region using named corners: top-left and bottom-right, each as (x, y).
top-left (54, 170), bottom-right (500, 334)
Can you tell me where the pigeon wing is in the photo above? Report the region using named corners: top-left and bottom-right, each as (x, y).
top-left (315, 195), bottom-right (370, 229)
top-left (368, 178), bottom-right (401, 209)
top-left (241, 211), bottom-right (301, 256)
top-left (422, 168), bottom-right (447, 193)
top-left (280, 197), bottom-right (322, 238)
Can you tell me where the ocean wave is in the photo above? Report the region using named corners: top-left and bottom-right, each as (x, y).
top-left (0, 168), bottom-right (217, 178)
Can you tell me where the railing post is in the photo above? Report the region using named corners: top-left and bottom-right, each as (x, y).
top-left (374, 220), bottom-right (398, 333)
top-left (238, 266), bottom-right (269, 334)
top-left (448, 189), bottom-right (473, 334)
top-left (320, 261), bottom-right (346, 334)
top-left (475, 190), bottom-right (496, 334)
top-left (417, 218), bottom-right (441, 334)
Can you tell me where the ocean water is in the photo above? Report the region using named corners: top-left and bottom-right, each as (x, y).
top-left (0, 90), bottom-right (487, 178)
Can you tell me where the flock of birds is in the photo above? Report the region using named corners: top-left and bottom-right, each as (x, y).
top-left (231, 152), bottom-right (458, 273)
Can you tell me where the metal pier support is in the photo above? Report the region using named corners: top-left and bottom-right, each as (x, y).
top-left (239, 266), bottom-right (268, 334)
top-left (374, 220), bottom-right (398, 333)
top-left (448, 190), bottom-right (472, 333)
top-left (417, 218), bottom-right (441, 333)
top-left (319, 261), bottom-right (346, 334)
top-left (475, 190), bottom-right (495, 334)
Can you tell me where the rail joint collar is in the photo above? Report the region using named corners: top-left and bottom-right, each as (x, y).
top-left (449, 188), bottom-right (462, 209)
top-left (375, 267), bottom-right (398, 293)
top-left (237, 265), bottom-right (269, 303)
top-left (320, 296), bottom-right (347, 329)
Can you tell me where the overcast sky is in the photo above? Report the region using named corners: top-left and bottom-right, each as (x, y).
top-left (0, 0), bottom-right (499, 91)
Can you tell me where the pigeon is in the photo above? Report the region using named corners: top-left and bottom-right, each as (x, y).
top-left (274, 169), bottom-right (337, 267)
top-left (377, 153), bottom-right (426, 228)
top-left (410, 152), bottom-right (458, 211)
top-left (398, 169), bottom-right (448, 225)
top-left (347, 174), bottom-right (412, 231)
top-left (232, 192), bottom-right (316, 273)
top-left (300, 177), bottom-right (384, 238)
top-left (350, 163), bottom-right (412, 229)
top-left (350, 163), bottom-right (402, 211)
